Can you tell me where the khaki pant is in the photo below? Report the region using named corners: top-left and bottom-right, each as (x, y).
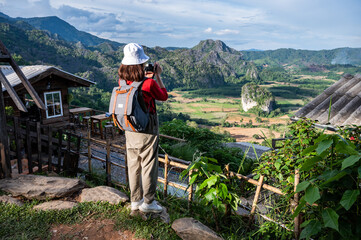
top-left (125, 114), bottom-right (159, 204)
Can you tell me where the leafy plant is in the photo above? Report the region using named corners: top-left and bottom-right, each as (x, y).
top-left (254, 119), bottom-right (321, 191)
top-left (293, 130), bottom-right (361, 239)
top-left (181, 156), bottom-right (241, 230)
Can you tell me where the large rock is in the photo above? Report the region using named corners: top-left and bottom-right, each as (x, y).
top-left (241, 83), bottom-right (274, 113)
top-left (0, 175), bottom-right (87, 200)
top-left (79, 186), bottom-right (129, 204)
top-left (0, 195), bottom-right (24, 206)
top-left (33, 200), bottom-right (78, 211)
top-left (172, 217), bottom-right (223, 240)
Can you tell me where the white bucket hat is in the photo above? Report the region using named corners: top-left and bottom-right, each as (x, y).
top-left (121, 43), bottom-right (150, 65)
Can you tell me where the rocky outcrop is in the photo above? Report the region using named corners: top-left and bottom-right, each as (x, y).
top-left (241, 83), bottom-right (274, 113)
top-left (0, 175), bottom-right (87, 200)
top-left (172, 217), bottom-right (223, 240)
top-left (79, 186), bottom-right (129, 204)
top-left (0, 195), bottom-right (24, 206)
top-left (33, 200), bottom-right (78, 211)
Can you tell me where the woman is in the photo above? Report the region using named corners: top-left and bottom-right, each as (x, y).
top-left (118, 43), bottom-right (168, 213)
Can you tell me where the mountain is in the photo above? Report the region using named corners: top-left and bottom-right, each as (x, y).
top-left (0, 12), bottom-right (123, 48)
top-left (1, 12), bottom-right (361, 111)
top-left (241, 47), bottom-right (361, 66)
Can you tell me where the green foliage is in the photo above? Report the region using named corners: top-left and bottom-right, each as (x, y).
top-left (181, 156), bottom-right (241, 215)
top-left (252, 221), bottom-right (294, 240)
top-left (254, 119), bottom-right (321, 191)
top-left (255, 119), bottom-right (361, 239)
top-left (242, 83), bottom-right (274, 106)
top-left (160, 119), bottom-right (234, 152)
top-left (5, 106), bottom-right (14, 116)
top-left (160, 119), bottom-right (255, 174)
top-left (293, 129), bottom-right (361, 239)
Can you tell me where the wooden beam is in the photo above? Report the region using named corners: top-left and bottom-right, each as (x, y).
top-left (0, 40), bottom-right (46, 110)
top-left (0, 69), bottom-right (27, 112)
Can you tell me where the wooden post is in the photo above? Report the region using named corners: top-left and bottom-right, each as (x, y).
top-left (13, 117), bottom-right (22, 174)
top-left (36, 122), bottom-right (42, 172)
top-left (225, 164), bottom-right (231, 215)
top-left (87, 127), bottom-right (92, 172)
top-left (294, 169), bottom-right (300, 240)
top-left (48, 126), bottom-right (53, 172)
top-left (251, 175), bottom-right (264, 214)
top-left (0, 88), bottom-right (11, 178)
top-left (163, 154), bottom-right (169, 198)
top-left (57, 129), bottom-right (62, 173)
top-left (26, 121), bottom-right (33, 174)
top-left (105, 139), bottom-right (111, 186)
top-left (188, 170), bottom-right (193, 210)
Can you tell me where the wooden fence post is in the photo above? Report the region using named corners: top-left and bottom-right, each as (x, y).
top-left (48, 126), bottom-right (53, 172)
top-left (26, 121), bottom-right (33, 174)
top-left (57, 129), bottom-right (62, 173)
top-left (36, 122), bottom-right (42, 172)
top-left (163, 154), bottom-right (169, 198)
top-left (87, 127), bottom-right (92, 173)
top-left (294, 169), bottom-right (300, 240)
top-left (13, 117), bottom-right (22, 174)
top-left (105, 139), bottom-right (111, 186)
top-left (188, 169), bottom-right (193, 210)
top-left (251, 175), bottom-right (264, 215)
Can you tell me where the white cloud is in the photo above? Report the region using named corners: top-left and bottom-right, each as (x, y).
top-left (0, 0), bottom-right (360, 49)
top-left (204, 27), bottom-right (212, 33)
top-left (214, 29), bottom-right (239, 35)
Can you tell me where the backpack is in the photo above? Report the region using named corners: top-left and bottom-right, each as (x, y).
top-left (109, 79), bottom-right (149, 132)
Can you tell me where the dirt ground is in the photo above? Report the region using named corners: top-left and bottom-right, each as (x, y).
top-left (51, 219), bottom-right (144, 240)
top-left (224, 127), bottom-right (283, 143)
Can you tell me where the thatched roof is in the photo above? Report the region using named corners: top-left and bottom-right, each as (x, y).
top-left (295, 73), bottom-right (361, 127)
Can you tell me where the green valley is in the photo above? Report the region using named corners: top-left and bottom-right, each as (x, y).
top-left (1, 11), bottom-right (361, 144)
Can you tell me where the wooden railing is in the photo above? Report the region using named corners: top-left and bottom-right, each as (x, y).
top-left (4, 116), bottom-right (81, 176)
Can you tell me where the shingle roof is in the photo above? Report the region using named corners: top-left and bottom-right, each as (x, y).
top-left (295, 73), bottom-right (361, 127)
top-left (1, 65), bottom-right (95, 92)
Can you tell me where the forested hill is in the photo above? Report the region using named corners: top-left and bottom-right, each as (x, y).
top-left (241, 47), bottom-right (361, 66)
top-left (1, 12), bottom-right (361, 110)
top-left (0, 12), bottom-right (259, 90)
top-left (0, 12), bottom-right (122, 48)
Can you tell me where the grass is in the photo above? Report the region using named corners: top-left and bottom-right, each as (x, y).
top-left (0, 169), bottom-right (256, 240)
top-left (0, 199), bottom-right (180, 240)
top-left (0, 170), bottom-right (278, 240)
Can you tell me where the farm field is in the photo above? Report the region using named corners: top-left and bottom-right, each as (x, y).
top-left (166, 73), bottom-right (338, 143)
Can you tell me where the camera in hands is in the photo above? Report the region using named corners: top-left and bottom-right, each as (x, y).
top-left (145, 63), bottom-right (157, 73)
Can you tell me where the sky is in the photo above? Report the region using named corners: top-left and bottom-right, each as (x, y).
top-left (1, 0), bottom-right (361, 50)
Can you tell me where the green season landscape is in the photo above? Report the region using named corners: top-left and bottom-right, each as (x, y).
top-left (1, 11), bottom-right (361, 240)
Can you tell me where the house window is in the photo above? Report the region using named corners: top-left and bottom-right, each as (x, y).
top-left (44, 91), bottom-right (63, 118)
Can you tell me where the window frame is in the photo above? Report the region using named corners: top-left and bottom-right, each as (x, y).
top-left (44, 91), bottom-right (63, 119)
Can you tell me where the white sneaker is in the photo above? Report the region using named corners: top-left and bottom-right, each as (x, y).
top-left (139, 201), bottom-right (162, 213)
top-left (130, 199), bottom-right (144, 211)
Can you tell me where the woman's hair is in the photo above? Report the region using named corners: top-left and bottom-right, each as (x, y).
top-left (118, 64), bottom-right (144, 82)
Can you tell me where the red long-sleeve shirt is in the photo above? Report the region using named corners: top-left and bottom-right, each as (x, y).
top-left (119, 78), bottom-right (168, 114)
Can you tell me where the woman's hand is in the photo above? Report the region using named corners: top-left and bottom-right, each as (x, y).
top-left (154, 62), bottom-right (162, 75)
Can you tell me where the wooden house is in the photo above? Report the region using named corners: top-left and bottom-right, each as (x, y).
top-left (1, 65), bottom-right (94, 127)
top-left (294, 73), bottom-right (361, 128)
